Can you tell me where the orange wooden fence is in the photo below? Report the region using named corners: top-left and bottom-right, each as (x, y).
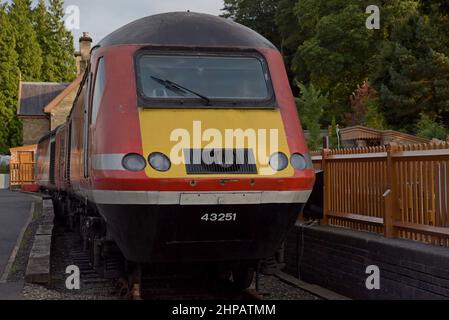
top-left (9, 149), bottom-right (36, 186)
top-left (9, 162), bottom-right (35, 185)
top-left (312, 143), bottom-right (449, 246)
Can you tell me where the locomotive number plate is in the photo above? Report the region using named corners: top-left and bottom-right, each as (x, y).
top-left (201, 213), bottom-right (237, 222)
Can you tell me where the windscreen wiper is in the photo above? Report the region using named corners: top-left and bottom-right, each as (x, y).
top-left (150, 76), bottom-right (211, 106)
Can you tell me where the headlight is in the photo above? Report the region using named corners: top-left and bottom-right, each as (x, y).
top-left (148, 152), bottom-right (171, 172)
top-left (291, 153), bottom-right (312, 170)
top-left (269, 152), bottom-right (289, 171)
top-left (122, 153), bottom-right (146, 172)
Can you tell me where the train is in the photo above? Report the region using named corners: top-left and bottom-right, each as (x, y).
top-left (35, 12), bottom-right (315, 291)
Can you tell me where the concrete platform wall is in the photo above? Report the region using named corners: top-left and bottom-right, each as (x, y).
top-left (284, 225), bottom-right (449, 299)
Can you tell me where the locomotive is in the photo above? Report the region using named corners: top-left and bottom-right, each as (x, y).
top-left (35, 12), bottom-right (315, 290)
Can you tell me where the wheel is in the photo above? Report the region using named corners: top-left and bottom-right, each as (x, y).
top-left (232, 266), bottom-right (255, 290)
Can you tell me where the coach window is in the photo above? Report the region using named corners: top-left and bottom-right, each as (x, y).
top-left (91, 58), bottom-right (106, 125)
top-left (83, 69), bottom-right (91, 178)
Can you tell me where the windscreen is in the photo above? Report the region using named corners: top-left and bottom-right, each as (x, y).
top-left (136, 54), bottom-right (272, 104)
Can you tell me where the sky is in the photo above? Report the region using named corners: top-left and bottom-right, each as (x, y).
top-left (6, 0), bottom-right (224, 45)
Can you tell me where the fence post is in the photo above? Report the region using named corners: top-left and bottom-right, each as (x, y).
top-left (322, 148), bottom-right (330, 225)
top-left (384, 143), bottom-right (398, 238)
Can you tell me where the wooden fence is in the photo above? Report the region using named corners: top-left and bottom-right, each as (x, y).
top-left (9, 162), bottom-right (35, 186)
top-left (311, 143), bottom-right (449, 246)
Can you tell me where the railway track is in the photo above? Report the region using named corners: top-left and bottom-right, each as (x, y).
top-left (52, 225), bottom-right (263, 300)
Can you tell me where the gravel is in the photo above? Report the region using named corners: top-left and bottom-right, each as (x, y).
top-left (256, 274), bottom-right (320, 300)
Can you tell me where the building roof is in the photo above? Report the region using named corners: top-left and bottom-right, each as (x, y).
top-left (9, 144), bottom-right (37, 153)
top-left (18, 82), bottom-right (70, 116)
top-left (44, 75), bottom-right (83, 113)
top-left (98, 12), bottom-right (275, 49)
top-left (340, 125), bottom-right (430, 144)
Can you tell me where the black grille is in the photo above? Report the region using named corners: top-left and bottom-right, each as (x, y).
top-left (185, 149), bottom-right (257, 175)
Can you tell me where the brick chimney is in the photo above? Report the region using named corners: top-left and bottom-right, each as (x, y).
top-left (74, 32), bottom-right (92, 76)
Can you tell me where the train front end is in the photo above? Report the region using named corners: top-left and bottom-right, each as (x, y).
top-left (87, 13), bottom-right (315, 272)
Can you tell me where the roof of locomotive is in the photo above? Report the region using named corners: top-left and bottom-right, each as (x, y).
top-left (97, 12), bottom-right (276, 49)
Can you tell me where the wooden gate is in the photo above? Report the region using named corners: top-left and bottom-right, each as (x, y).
top-left (9, 148), bottom-right (36, 186)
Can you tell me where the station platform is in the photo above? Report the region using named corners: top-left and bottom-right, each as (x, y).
top-left (0, 190), bottom-right (34, 300)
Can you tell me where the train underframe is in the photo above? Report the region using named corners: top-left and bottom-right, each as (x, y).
top-left (48, 189), bottom-right (304, 296)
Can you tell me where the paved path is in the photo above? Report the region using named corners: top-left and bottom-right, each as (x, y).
top-left (0, 190), bottom-right (34, 299)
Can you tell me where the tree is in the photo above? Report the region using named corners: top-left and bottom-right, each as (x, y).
top-left (346, 81), bottom-right (377, 126)
top-left (33, 0), bottom-right (56, 82)
top-left (368, 0), bottom-right (449, 132)
top-left (0, 3), bottom-right (21, 153)
top-left (292, 1), bottom-right (377, 125)
top-left (33, 0), bottom-right (76, 82)
top-left (419, 0), bottom-right (449, 16)
top-left (8, 0), bottom-right (43, 81)
top-left (329, 116), bottom-right (339, 149)
top-left (365, 98), bottom-right (386, 130)
top-left (296, 83), bottom-right (328, 150)
top-left (372, 29), bottom-right (449, 131)
top-left (0, 96), bottom-right (10, 154)
top-left (46, 0), bottom-right (76, 82)
top-left (416, 113), bottom-right (448, 140)
top-left (221, 0), bottom-right (282, 48)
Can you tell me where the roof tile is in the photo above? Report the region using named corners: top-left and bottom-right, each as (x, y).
top-left (18, 82), bottom-right (69, 116)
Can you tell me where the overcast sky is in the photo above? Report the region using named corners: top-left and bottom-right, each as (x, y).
top-left (7, 0), bottom-right (224, 46)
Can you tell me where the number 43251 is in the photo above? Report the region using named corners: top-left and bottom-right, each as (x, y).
top-left (201, 213), bottom-right (237, 222)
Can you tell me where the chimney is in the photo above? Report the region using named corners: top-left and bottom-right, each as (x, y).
top-left (75, 32), bottom-right (92, 76)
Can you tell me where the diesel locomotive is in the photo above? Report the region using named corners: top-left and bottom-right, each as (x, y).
top-left (35, 12), bottom-right (315, 290)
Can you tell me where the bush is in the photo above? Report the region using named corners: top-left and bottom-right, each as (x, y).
top-left (416, 113), bottom-right (448, 140)
top-left (296, 83), bottom-right (329, 150)
top-left (0, 163), bottom-right (8, 174)
top-left (365, 98), bottom-right (386, 130)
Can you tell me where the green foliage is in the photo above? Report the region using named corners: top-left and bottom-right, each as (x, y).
top-left (416, 113), bottom-right (448, 140)
top-left (291, 1), bottom-right (377, 125)
top-left (296, 83), bottom-right (329, 150)
top-left (0, 4), bottom-right (21, 154)
top-left (224, 0), bottom-right (449, 136)
top-left (9, 0), bottom-right (43, 81)
top-left (365, 98), bottom-right (386, 130)
top-left (0, 0), bottom-right (76, 152)
top-left (329, 116), bottom-right (339, 148)
top-left (47, 0), bottom-right (76, 82)
top-left (371, 1), bottom-right (449, 131)
top-left (33, 0), bottom-right (55, 81)
top-left (0, 163), bottom-right (8, 174)
top-left (33, 0), bottom-right (76, 82)
top-left (221, 0), bottom-right (282, 48)
top-left (0, 97), bottom-right (10, 155)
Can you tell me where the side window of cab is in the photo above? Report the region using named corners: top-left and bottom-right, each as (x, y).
top-left (91, 58), bottom-right (106, 124)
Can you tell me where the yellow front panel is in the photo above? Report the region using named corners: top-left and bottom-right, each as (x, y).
top-left (138, 108), bottom-right (294, 178)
